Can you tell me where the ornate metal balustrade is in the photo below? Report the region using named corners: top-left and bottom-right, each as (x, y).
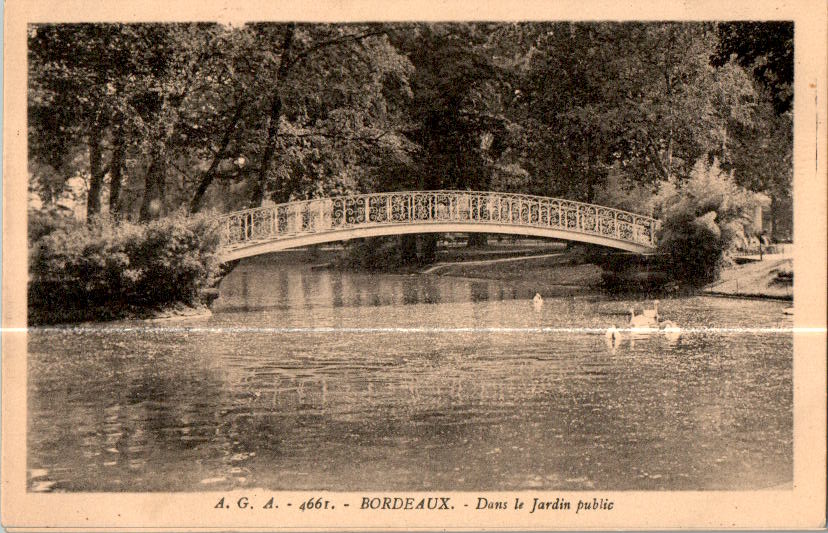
top-left (215, 190), bottom-right (660, 258)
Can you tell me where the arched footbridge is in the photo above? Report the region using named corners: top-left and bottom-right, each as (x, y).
top-left (215, 190), bottom-right (660, 262)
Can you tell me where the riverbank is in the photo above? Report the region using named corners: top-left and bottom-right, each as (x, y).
top-left (414, 246), bottom-right (793, 301)
top-left (421, 251), bottom-right (603, 295)
top-left (28, 211), bottom-right (223, 326)
top-left (703, 256), bottom-right (793, 300)
top-left (28, 301), bottom-right (213, 326)
top-left (212, 243), bottom-right (794, 311)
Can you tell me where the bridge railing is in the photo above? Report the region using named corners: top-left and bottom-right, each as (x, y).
top-left (216, 190), bottom-right (660, 249)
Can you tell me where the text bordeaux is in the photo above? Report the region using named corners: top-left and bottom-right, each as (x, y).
top-left (361, 496), bottom-right (453, 510)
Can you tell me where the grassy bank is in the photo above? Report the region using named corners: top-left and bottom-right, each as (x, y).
top-left (703, 257), bottom-right (793, 300)
top-left (419, 246), bottom-right (793, 301)
top-left (422, 251), bottom-right (604, 295)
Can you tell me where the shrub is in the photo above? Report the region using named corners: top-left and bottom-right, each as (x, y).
top-left (655, 160), bottom-right (759, 286)
top-left (28, 206), bottom-right (81, 243)
top-left (28, 211), bottom-right (222, 324)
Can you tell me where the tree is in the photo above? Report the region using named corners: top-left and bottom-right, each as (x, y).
top-left (656, 160), bottom-right (762, 285)
top-left (28, 24), bottom-right (132, 220)
top-left (28, 24), bottom-right (192, 220)
top-left (179, 23), bottom-right (415, 212)
top-left (715, 21), bottom-right (793, 114)
top-left (239, 23), bottom-right (414, 207)
top-left (522, 22), bottom-right (754, 198)
top-left (387, 24), bottom-right (521, 251)
top-left (714, 21), bottom-right (793, 240)
top-left (28, 21), bottom-right (791, 247)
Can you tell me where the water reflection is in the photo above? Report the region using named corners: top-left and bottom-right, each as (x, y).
top-left (28, 257), bottom-right (793, 492)
top-left (216, 261), bottom-right (531, 313)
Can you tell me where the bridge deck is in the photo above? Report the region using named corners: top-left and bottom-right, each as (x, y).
top-left (214, 190), bottom-right (660, 261)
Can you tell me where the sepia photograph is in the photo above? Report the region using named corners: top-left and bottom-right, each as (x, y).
top-left (3, 0), bottom-right (826, 530)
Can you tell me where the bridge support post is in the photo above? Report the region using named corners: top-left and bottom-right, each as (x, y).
top-left (317, 201), bottom-right (324, 231)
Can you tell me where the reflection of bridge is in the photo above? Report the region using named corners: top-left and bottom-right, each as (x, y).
top-left (215, 190), bottom-right (660, 262)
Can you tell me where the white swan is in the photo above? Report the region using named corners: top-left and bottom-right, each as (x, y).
top-left (532, 293), bottom-right (544, 312)
top-left (660, 319), bottom-right (682, 343)
top-left (629, 305), bottom-right (659, 338)
top-left (660, 319), bottom-right (680, 330)
top-left (629, 307), bottom-right (657, 328)
top-left (642, 300), bottom-right (660, 322)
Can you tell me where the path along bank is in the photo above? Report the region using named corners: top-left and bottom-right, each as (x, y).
top-left (413, 246), bottom-right (792, 302)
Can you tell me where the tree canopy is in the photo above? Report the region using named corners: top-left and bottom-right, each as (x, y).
top-left (28, 21), bottom-right (792, 239)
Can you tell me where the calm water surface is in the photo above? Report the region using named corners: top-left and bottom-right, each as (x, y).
top-left (28, 257), bottom-right (792, 492)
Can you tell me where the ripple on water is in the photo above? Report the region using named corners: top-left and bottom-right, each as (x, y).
top-left (27, 264), bottom-right (792, 491)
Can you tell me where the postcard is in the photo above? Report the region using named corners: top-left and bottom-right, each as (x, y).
top-left (3, 0), bottom-right (826, 530)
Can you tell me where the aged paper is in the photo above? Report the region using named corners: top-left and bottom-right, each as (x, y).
top-left (3, 0), bottom-right (826, 530)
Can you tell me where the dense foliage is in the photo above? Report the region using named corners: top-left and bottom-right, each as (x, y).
top-left (655, 161), bottom-right (761, 286)
top-left (28, 22), bottom-right (792, 226)
top-left (27, 21), bottom-right (794, 297)
top-left (28, 211), bottom-right (222, 324)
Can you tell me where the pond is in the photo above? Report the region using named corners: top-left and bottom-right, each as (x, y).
top-left (28, 255), bottom-right (792, 492)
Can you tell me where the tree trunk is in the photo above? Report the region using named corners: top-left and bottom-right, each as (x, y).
top-left (251, 24), bottom-right (295, 208)
top-left (399, 234), bottom-right (418, 265)
top-left (647, 139), bottom-right (670, 180)
top-left (190, 165), bottom-right (218, 213)
top-left (86, 127), bottom-right (105, 222)
top-left (467, 233), bottom-right (487, 247)
top-left (108, 124), bottom-right (126, 217)
top-left (251, 95), bottom-right (284, 207)
top-left (139, 146), bottom-right (166, 221)
top-left (419, 234), bottom-right (438, 264)
top-left (770, 194), bottom-right (778, 242)
top-left (190, 101), bottom-right (245, 213)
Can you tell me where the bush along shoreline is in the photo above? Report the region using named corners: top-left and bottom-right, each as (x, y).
top-left (597, 160), bottom-right (768, 294)
top-left (28, 210), bottom-right (223, 325)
